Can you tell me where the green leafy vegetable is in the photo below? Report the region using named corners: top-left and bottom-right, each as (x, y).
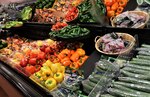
top-left (21, 6), bottom-right (32, 21)
top-left (77, 0), bottom-right (95, 22)
top-left (2, 21), bottom-right (23, 28)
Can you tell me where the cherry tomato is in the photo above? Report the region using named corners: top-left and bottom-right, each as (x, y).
top-left (20, 58), bottom-right (28, 67)
top-left (29, 58), bottom-right (37, 65)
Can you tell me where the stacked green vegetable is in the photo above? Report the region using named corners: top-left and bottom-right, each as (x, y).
top-left (0, 40), bottom-right (8, 49)
top-left (102, 44), bottom-right (150, 97)
top-left (82, 60), bottom-right (119, 96)
top-left (77, 0), bottom-right (106, 22)
top-left (77, 0), bottom-right (95, 22)
top-left (49, 25), bottom-right (90, 39)
top-left (35, 0), bottom-right (55, 9)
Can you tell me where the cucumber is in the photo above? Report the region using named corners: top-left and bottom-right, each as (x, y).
top-left (108, 88), bottom-right (141, 97)
top-left (96, 63), bottom-right (107, 71)
top-left (142, 44), bottom-right (150, 48)
top-left (136, 47), bottom-right (150, 51)
top-left (118, 77), bottom-right (150, 86)
top-left (96, 60), bottom-right (116, 71)
top-left (88, 74), bottom-right (105, 84)
top-left (113, 84), bottom-right (150, 96)
top-left (89, 76), bottom-right (99, 84)
top-left (138, 51), bottom-right (150, 56)
top-left (130, 59), bottom-right (150, 66)
top-left (137, 55), bottom-right (150, 60)
top-left (95, 65), bottom-right (106, 72)
top-left (132, 58), bottom-right (150, 62)
top-left (82, 83), bottom-right (93, 94)
top-left (101, 94), bottom-right (115, 97)
top-left (136, 0), bottom-right (144, 5)
top-left (123, 67), bottom-right (149, 74)
top-left (127, 64), bottom-right (150, 71)
top-left (114, 81), bottom-right (150, 93)
top-left (92, 74), bottom-right (108, 79)
top-left (87, 80), bottom-right (96, 88)
top-left (121, 70), bottom-right (150, 80)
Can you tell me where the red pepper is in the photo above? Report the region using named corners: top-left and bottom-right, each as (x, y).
top-left (25, 65), bottom-right (36, 74)
top-left (29, 58), bottom-right (37, 65)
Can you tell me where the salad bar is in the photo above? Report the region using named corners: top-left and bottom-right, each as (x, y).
top-left (0, 0), bottom-right (150, 97)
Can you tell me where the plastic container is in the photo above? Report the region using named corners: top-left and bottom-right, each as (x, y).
top-left (82, 59), bottom-right (120, 97)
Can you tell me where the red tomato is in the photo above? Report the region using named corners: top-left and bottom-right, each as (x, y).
top-left (25, 65), bottom-right (36, 74)
top-left (40, 45), bottom-right (47, 52)
top-left (37, 52), bottom-right (46, 59)
top-left (45, 47), bottom-right (51, 53)
top-left (20, 58), bottom-right (28, 67)
top-left (29, 58), bottom-right (37, 65)
top-left (54, 52), bottom-right (59, 57)
top-left (61, 23), bottom-right (67, 27)
top-left (35, 65), bottom-right (41, 72)
top-left (30, 51), bottom-right (37, 58)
